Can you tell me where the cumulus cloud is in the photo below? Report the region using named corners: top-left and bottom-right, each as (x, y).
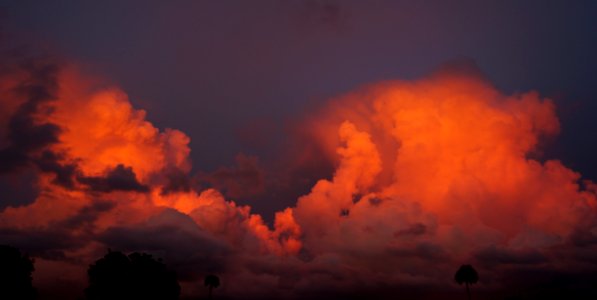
top-left (0, 57), bottom-right (298, 298)
top-left (284, 67), bottom-right (597, 298)
top-left (1, 56), bottom-right (596, 299)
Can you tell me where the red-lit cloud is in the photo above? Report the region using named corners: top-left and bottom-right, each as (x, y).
top-left (1, 58), bottom-right (596, 299)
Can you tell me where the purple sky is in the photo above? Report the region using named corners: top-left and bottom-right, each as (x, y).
top-left (1, 0), bottom-right (596, 219)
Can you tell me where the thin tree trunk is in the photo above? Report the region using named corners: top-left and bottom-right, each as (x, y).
top-left (208, 286), bottom-right (213, 299)
top-left (466, 282), bottom-right (471, 300)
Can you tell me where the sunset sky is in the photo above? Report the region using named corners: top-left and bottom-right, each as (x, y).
top-left (1, 1), bottom-right (597, 299)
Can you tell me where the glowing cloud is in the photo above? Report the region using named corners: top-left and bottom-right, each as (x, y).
top-left (1, 59), bottom-right (597, 299)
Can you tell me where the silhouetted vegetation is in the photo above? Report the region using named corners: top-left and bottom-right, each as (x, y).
top-left (204, 274), bottom-right (220, 299)
top-left (0, 244), bottom-right (36, 300)
top-left (85, 250), bottom-right (180, 300)
top-left (455, 264), bottom-right (478, 300)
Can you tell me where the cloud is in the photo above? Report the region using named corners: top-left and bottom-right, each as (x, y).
top-left (0, 169), bottom-right (38, 209)
top-left (160, 167), bottom-right (192, 195)
top-left (34, 150), bottom-right (77, 188)
top-left (473, 245), bottom-right (548, 266)
top-left (0, 55), bottom-right (596, 299)
top-left (199, 153), bottom-right (265, 199)
top-left (98, 208), bottom-right (229, 281)
top-left (0, 227), bottom-right (80, 261)
top-left (78, 164), bottom-right (149, 193)
top-left (0, 56), bottom-right (77, 195)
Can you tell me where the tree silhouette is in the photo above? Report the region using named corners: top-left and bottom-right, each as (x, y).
top-left (204, 274), bottom-right (220, 299)
top-left (85, 250), bottom-right (180, 300)
top-left (0, 245), bottom-right (36, 300)
top-left (454, 264), bottom-right (478, 300)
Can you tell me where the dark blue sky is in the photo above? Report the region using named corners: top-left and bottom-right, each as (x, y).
top-left (2, 0), bottom-right (597, 217)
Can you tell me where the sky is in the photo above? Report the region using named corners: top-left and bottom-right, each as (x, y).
top-left (1, 1), bottom-right (597, 299)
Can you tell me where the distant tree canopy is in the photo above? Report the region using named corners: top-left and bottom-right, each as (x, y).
top-left (455, 264), bottom-right (479, 286)
top-left (204, 274), bottom-right (220, 299)
top-left (455, 264), bottom-right (479, 300)
top-left (0, 244), bottom-right (36, 300)
top-left (85, 250), bottom-right (180, 300)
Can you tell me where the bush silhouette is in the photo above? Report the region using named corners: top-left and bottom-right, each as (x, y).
top-left (0, 245), bottom-right (36, 300)
top-left (85, 250), bottom-right (180, 300)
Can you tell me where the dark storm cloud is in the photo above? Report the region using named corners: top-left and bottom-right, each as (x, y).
top-left (0, 59), bottom-right (60, 173)
top-left (393, 223), bottom-right (427, 237)
top-left (0, 56), bottom-right (84, 208)
top-left (0, 227), bottom-right (80, 261)
top-left (34, 150), bottom-right (77, 189)
top-left (98, 209), bottom-right (229, 281)
top-left (199, 154), bottom-right (265, 199)
top-left (60, 200), bottom-right (116, 230)
top-left (0, 201), bottom-right (115, 261)
top-left (474, 245), bottom-right (548, 267)
top-left (386, 242), bottom-right (449, 262)
top-left (241, 127), bottom-right (337, 217)
top-left (160, 168), bottom-right (192, 195)
top-left (568, 226), bottom-right (597, 247)
top-left (0, 170), bottom-right (38, 208)
top-left (78, 164), bottom-right (149, 193)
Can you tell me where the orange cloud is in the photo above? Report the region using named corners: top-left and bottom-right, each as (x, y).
top-left (297, 72), bottom-right (594, 246)
top-left (2, 60), bottom-right (597, 299)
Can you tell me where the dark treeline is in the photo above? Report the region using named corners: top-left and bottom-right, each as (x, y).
top-left (3, 243), bottom-right (596, 299)
top-left (0, 244), bottom-right (222, 300)
top-left (85, 250), bottom-right (180, 300)
top-left (0, 245), bottom-right (36, 300)
top-left (0, 244), bottom-right (479, 300)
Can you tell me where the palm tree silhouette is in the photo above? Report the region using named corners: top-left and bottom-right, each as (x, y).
top-left (454, 264), bottom-right (478, 300)
top-left (204, 274), bottom-right (220, 299)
